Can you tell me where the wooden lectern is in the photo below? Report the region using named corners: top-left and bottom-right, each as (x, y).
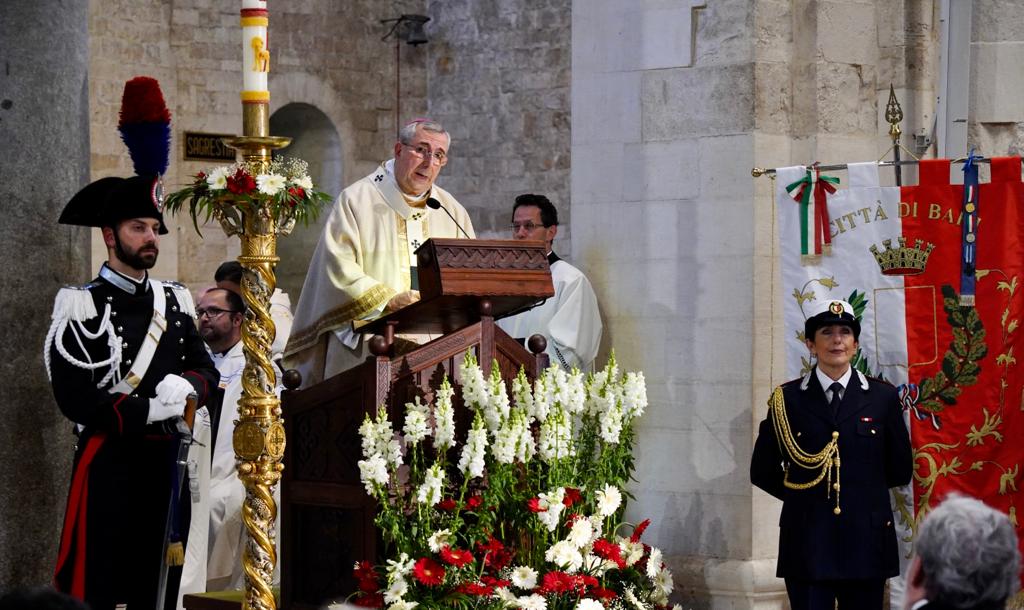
top-left (280, 239), bottom-right (554, 610)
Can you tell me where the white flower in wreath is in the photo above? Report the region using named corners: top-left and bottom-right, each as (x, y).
top-left (293, 174), bottom-right (314, 190)
top-left (434, 379), bottom-right (456, 451)
top-left (256, 172), bottom-right (286, 196)
top-left (383, 577), bottom-right (408, 604)
top-left (545, 540), bottom-right (583, 573)
top-left (206, 166), bottom-right (230, 190)
top-left (517, 593), bottom-right (547, 610)
top-left (620, 539), bottom-right (644, 567)
top-left (427, 528), bottom-right (453, 553)
top-left (575, 599), bottom-right (604, 610)
top-left (403, 397), bottom-right (430, 446)
top-left (652, 564), bottom-right (675, 604)
top-left (387, 601), bottom-right (418, 610)
top-left (386, 552), bottom-right (414, 582)
top-left (357, 453), bottom-right (388, 494)
top-left (457, 416), bottom-right (488, 478)
top-left (595, 484), bottom-right (622, 517)
top-left (567, 516), bottom-right (594, 548)
top-left (646, 547), bottom-right (663, 579)
top-left (416, 463), bottom-right (445, 506)
top-left (510, 565), bottom-right (538, 589)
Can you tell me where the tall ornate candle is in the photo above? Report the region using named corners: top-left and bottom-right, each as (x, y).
top-left (241, 0), bottom-right (269, 136)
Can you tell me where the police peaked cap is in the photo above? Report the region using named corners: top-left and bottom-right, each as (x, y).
top-left (804, 299), bottom-right (860, 341)
top-left (59, 174), bottom-right (168, 235)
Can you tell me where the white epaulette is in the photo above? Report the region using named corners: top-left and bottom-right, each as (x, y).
top-left (163, 281), bottom-right (197, 318)
top-left (51, 283), bottom-right (100, 322)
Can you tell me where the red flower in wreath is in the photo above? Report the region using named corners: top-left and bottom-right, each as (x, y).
top-left (455, 581), bottom-right (493, 596)
top-left (412, 557), bottom-right (445, 586)
top-left (437, 498), bottom-right (457, 511)
top-left (631, 518), bottom-right (651, 542)
top-left (465, 495), bottom-right (483, 510)
top-left (439, 546), bottom-right (474, 568)
top-left (592, 538), bottom-right (626, 569)
top-left (563, 487), bottom-right (582, 507)
top-left (227, 167), bottom-right (256, 194)
top-left (526, 497), bottom-right (544, 513)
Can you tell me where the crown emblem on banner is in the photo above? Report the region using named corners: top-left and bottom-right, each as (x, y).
top-left (870, 236), bottom-right (935, 276)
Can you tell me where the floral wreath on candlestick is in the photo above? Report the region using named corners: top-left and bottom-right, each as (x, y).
top-left (165, 156), bottom-right (332, 236)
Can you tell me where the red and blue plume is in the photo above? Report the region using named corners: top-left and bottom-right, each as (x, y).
top-left (118, 76), bottom-right (171, 177)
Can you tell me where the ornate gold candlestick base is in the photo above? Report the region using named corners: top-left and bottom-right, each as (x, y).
top-left (225, 130), bottom-right (291, 610)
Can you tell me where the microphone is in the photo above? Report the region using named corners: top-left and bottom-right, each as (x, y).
top-left (427, 197), bottom-right (471, 239)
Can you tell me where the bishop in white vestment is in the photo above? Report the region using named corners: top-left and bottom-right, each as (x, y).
top-left (284, 120), bottom-right (475, 385)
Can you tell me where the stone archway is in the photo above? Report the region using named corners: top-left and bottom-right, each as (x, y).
top-left (270, 102), bottom-right (343, 304)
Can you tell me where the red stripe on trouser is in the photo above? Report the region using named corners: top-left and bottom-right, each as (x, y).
top-left (53, 433), bottom-right (106, 600)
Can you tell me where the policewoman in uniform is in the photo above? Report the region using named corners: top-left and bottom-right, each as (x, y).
top-left (750, 299), bottom-right (912, 610)
top-left (45, 77), bottom-right (218, 610)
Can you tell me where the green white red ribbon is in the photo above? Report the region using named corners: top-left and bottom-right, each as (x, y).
top-left (786, 166), bottom-right (840, 258)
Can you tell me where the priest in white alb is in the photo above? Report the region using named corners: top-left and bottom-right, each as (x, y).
top-left (284, 119), bottom-right (475, 386)
top-left (497, 194), bottom-right (602, 371)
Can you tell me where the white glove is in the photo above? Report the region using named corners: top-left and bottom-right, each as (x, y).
top-left (147, 397), bottom-right (185, 424)
top-left (155, 374), bottom-right (194, 406)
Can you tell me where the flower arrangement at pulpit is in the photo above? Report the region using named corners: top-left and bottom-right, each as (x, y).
top-left (352, 352), bottom-right (680, 610)
top-left (164, 156), bottom-right (332, 236)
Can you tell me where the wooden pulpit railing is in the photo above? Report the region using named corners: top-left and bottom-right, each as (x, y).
top-left (280, 239), bottom-right (554, 610)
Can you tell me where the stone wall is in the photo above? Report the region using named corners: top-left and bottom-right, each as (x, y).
top-left (0, 0), bottom-right (91, 587)
top-left (426, 0), bottom-right (572, 248)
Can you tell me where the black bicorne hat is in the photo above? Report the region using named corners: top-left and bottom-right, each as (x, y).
top-left (58, 77), bottom-right (171, 235)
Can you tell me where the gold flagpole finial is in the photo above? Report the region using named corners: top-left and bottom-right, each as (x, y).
top-left (886, 84), bottom-right (903, 142)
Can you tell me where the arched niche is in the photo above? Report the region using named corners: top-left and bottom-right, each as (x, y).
top-left (270, 102), bottom-right (343, 304)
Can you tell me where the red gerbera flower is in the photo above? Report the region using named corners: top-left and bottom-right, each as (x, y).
top-left (526, 497), bottom-right (545, 513)
top-left (412, 557), bottom-right (445, 586)
top-left (439, 546), bottom-right (474, 567)
top-left (592, 538), bottom-right (626, 569)
top-left (481, 574), bottom-right (510, 588)
top-left (591, 586), bottom-right (618, 600)
top-left (631, 518), bottom-right (651, 542)
top-left (563, 487), bottom-right (582, 507)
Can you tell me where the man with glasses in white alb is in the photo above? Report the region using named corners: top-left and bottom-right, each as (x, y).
top-left (285, 118), bottom-right (475, 386)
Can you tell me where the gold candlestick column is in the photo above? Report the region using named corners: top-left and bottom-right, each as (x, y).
top-left (226, 108), bottom-right (291, 609)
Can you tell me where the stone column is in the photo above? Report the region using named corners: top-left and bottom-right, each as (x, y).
top-left (0, 0), bottom-right (90, 587)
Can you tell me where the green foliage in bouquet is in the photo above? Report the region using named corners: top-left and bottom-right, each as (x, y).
top-left (350, 352), bottom-right (680, 610)
top-left (164, 156), bottom-right (332, 236)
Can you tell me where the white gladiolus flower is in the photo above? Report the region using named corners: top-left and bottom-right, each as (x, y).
top-left (536, 488), bottom-right (566, 531)
top-left (538, 406), bottom-right (574, 462)
top-left (532, 375), bottom-right (550, 422)
top-left (383, 577), bottom-right (408, 603)
top-left (545, 540), bottom-right (583, 572)
top-left (512, 369), bottom-right (535, 420)
top-left (416, 463), bottom-right (445, 505)
top-left (595, 484), bottom-right (622, 517)
top-left (646, 547), bottom-right (663, 579)
top-left (256, 172), bottom-right (286, 196)
top-left (434, 378), bottom-right (456, 451)
top-left (427, 528), bottom-right (452, 553)
top-left (293, 174), bottom-right (313, 190)
top-left (567, 517), bottom-right (594, 548)
top-left (459, 353), bottom-right (488, 410)
top-left (575, 599), bottom-right (604, 610)
top-left (484, 363), bottom-right (510, 431)
top-left (403, 397), bottom-right (430, 446)
top-left (510, 565), bottom-right (538, 589)
top-left (598, 404), bottom-right (624, 444)
top-left (206, 166), bottom-right (230, 190)
top-left (385, 438), bottom-right (403, 468)
top-left (517, 594), bottom-right (547, 610)
top-left (357, 453), bottom-right (389, 494)
top-left (563, 369), bottom-right (586, 414)
top-left (622, 371), bottom-right (647, 418)
top-left (515, 413), bottom-right (536, 463)
top-left (457, 415), bottom-right (488, 478)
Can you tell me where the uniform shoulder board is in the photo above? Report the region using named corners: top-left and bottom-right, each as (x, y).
top-left (162, 280), bottom-right (197, 318)
top-left (51, 283), bottom-right (101, 322)
top-left (865, 373), bottom-right (894, 388)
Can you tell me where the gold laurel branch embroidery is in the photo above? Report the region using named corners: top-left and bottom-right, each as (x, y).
top-left (769, 387), bottom-right (843, 515)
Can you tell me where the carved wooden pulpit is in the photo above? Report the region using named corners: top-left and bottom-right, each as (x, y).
top-left (280, 239), bottom-right (554, 610)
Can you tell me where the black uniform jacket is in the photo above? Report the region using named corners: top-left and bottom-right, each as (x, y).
top-left (49, 268), bottom-right (217, 609)
top-left (750, 368), bottom-right (912, 581)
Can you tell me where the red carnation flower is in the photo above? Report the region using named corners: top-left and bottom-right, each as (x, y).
top-left (352, 592), bottom-right (383, 607)
top-left (227, 167), bottom-right (256, 194)
top-left (412, 557), bottom-right (445, 586)
top-left (526, 497), bottom-right (545, 513)
top-left (591, 586), bottom-right (618, 600)
top-left (455, 581), bottom-right (493, 596)
top-left (476, 536), bottom-right (511, 571)
top-left (437, 498), bottom-right (457, 511)
top-left (631, 518), bottom-right (651, 542)
top-left (466, 495), bottom-right (483, 510)
top-left (439, 546), bottom-right (474, 568)
top-left (481, 574), bottom-right (510, 588)
top-left (563, 487), bottom-right (582, 507)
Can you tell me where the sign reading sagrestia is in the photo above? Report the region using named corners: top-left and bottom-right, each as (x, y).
top-left (183, 131), bottom-right (237, 162)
